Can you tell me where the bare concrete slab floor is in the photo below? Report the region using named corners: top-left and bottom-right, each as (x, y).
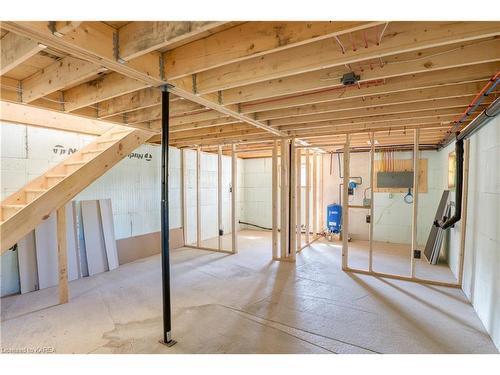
top-left (1, 230), bottom-right (497, 354)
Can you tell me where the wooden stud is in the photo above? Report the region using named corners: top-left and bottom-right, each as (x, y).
top-left (218, 145), bottom-right (223, 250)
top-left (280, 138), bottom-right (289, 259)
top-left (312, 152), bottom-right (318, 237)
top-left (181, 149), bottom-right (187, 245)
top-left (272, 140), bottom-right (279, 259)
top-left (369, 132), bottom-right (375, 272)
top-left (296, 148), bottom-right (302, 251)
top-left (231, 144), bottom-right (238, 253)
top-left (458, 139), bottom-right (470, 286)
top-left (411, 129), bottom-right (420, 277)
top-left (341, 135), bottom-right (350, 270)
top-left (305, 150), bottom-right (311, 244)
top-left (196, 147), bottom-right (201, 247)
top-left (56, 206), bottom-right (69, 304)
top-left (319, 153), bottom-right (324, 232)
top-left (289, 139), bottom-right (297, 260)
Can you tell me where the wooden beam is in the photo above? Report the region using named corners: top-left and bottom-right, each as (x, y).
top-left (22, 57), bottom-right (106, 103)
top-left (0, 100), bottom-right (112, 135)
top-left (189, 22), bottom-right (500, 93)
top-left (0, 32), bottom-right (46, 75)
top-left (97, 88), bottom-right (162, 118)
top-left (64, 72), bottom-right (148, 112)
top-left (164, 21), bottom-right (381, 79)
top-left (56, 206), bottom-right (69, 304)
top-left (118, 21), bottom-right (229, 61)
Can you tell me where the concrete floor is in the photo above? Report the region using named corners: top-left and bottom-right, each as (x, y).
top-left (1, 230), bottom-right (497, 354)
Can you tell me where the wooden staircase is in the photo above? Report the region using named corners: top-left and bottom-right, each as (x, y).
top-left (0, 126), bottom-right (152, 253)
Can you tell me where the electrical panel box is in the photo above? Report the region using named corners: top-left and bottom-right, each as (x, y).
top-left (377, 171), bottom-right (414, 189)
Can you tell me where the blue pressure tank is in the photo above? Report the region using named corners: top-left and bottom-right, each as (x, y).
top-left (327, 204), bottom-right (342, 234)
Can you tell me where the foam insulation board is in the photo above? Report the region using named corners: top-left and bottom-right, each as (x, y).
top-left (81, 200), bottom-right (109, 275)
top-left (99, 199), bottom-right (119, 271)
top-left (35, 213), bottom-right (58, 289)
top-left (17, 230), bottom-right (38, 294)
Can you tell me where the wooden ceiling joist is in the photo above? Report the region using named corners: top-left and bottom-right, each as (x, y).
top-left (1, 21), bottom-right (499, 153)
top-left (0, 32), bottom-right (46, 76)
top-left (163, 21), bottom-right (382, 79)
top-left (179, 22), bottom-right (500, 94)
top-left (117, 21), bottom-right (231, 61)
top-left (21, 56), bottom-right (107, 103)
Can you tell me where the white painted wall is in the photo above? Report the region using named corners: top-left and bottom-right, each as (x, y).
top-left (444, 115), bottom-right (500, 351)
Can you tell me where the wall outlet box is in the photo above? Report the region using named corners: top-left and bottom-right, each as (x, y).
top-left (413, 249), bottom-right (421, 259)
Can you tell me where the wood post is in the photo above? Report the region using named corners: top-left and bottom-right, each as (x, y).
top-left (458, 139), bottom-right (470, 286)
top-left (305, 150), bottom-right (311, 244)
top-left (231, 144), bottom-right (238, 254)
top-left (217, 145), bottom-right (222, 251)
top-left (181, 149), bottom-right (187, 246)
top-left (289, 139), bottom-right (297, 260)
top-left (280, 138), bottom-right (289, 259)
top-left (196, 147), bottom-right (201, 247)
top-left (341, 135), bottom-right (350, 270)
top-left (320, 153), bottom-right (324, 232)
top-left (272, 140), bottom-right (279, 259)
top-left (56, 206), bottom-right (68, 304)
top-left (369, 132), bottom-right (375, 272)
top-left (411, 129), bottom-right (420, 277)
top-left (296, 147), bottom-right (302, 251)
top-left (312, 152), bottom-right (318, 238)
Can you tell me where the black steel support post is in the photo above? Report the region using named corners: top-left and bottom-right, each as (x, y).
top-left (160, 86), bottom-right (176, 347)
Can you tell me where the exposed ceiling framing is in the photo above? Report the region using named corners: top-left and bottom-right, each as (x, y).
top-left (1, 20), bottom-right (499, 158)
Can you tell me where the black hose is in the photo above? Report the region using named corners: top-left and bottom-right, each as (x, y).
top-left (238, 220), bottom-right (272, 231)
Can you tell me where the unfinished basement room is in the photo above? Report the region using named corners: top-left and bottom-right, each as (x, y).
top-left (1, 3), bottom-right (500, 367)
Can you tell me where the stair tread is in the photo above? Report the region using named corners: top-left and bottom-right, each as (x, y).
top-left (2, 204), bottom-right (25, 208)
top-left (45, 174), bottom-right (67, 178)
top-left (25, 188), bottom-right (47, 192)
top-left (64, 160), bottom-right (86, 165)
top-left (82, 149), bottom-right (102, 154)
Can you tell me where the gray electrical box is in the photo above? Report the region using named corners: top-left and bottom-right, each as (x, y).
top-left (377, 171), bottom-right (414, 188)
